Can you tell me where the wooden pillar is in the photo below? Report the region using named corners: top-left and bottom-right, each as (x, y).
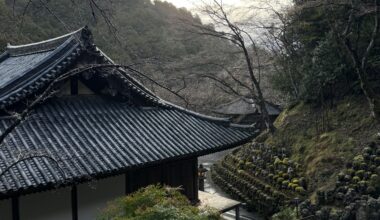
top-left (235, 206), bottom-right (240, 220)
top-left (193, 157), bottom-right (199, 201)
top-left (12, 197), bottom-right (19, 220)
top-left (71, 185), bottom-right (78, 220)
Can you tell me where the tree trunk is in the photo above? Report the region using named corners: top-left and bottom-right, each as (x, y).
top-left (240, 41), bottom-right (275, 133)
top-left (342, 0), bottom-right (380, 121)
top-left (356, 67), bottom-right (380, 120)
top-left (343, 38), bottom-right (380, 121)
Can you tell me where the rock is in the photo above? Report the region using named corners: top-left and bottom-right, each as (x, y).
top-left (369, 212), bottom-right (380, 220)
top-left (315, 210), bottom-right (323, 219)
top-left (363, 147), bottom-right (373, 154)
top-left (370, 164), bottom-right (377, 171)
top-left (338, 172), bottom-right (345, 181)
top-left (356, 204), bottom-right (367, 220)
top-left (337, 186), bottom-right (348, 194)
top-left (344, 174), bottom-right (352, 182)
top-left (341, 204), bottom-right (355, 220)
top-left (366, 186), bottom-right (376, 195)
top-left (344, 188), bottom-right (358, 205)
top-left (319, 207), bottom-right (331, 220)
top-left (317, 190), bottom-right (325, 205)
top-left (367, 197), bottom-right (380, 213)
top-left (325, 189), bottom-right (335, 204)
top-left (335, 192), bottom-right (344, 202)
top-left (328, 212), bottom-right (339, 220)
top-left (299, 200), bottom-right (315, 218)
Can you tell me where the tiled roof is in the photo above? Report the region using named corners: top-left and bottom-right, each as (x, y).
top-left (213, 97), bottom-right (281, 116)
top-left (0, 28), bottom-right (85, 108)
top-left (0, 96), bottom-right (255, 199)
top-left (0, 28), bottom-right (257, 199)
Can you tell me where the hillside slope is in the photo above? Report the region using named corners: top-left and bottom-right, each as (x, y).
top-left (267, 97), bottom-right (378, 193)
top-left (212, 96), bottom-right (380, 219)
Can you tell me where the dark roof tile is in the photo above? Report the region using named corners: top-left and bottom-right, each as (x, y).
top-left (0, 96), bottom-right (255, 198)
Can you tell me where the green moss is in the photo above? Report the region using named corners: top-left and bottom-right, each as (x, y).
top-left (263, 96), bottom-right (378, 197)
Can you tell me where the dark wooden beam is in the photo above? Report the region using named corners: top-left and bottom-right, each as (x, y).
top-left (70, 77), bottom-right (78, 95)
top-left (71, 185), bottom-right (78, 220)
top-left (125, 173), bottom-right (128, 195)
top-left (125, 172), bottom-right (133, 195)
top-left (193, 157), bottom-right (199, 202)
top-left (12, 197), bottom-right (19, 220)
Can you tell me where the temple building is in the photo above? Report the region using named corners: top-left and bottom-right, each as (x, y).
top-left (213, 97), bottom-right (281, 125)
top-left (0, 27), bottom-right (255, 220)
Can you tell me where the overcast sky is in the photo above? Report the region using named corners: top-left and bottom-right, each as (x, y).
top-left (162, 0), bottom-right (292, 10)
top-left (162, 0), bottom-right (245, 9)
top-left (159, 0), bottom-right (292, 40)
top-left (160, 0), bottom-right (292, 22)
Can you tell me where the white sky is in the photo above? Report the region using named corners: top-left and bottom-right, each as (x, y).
top-left (159, 0), bottom-right (292, 22)
top-left (159, 0), bottom-right (293, 40)
top-left (161, 0), bottom-right (291, 10)
top-left (162, 0), bottom-right (245, 9)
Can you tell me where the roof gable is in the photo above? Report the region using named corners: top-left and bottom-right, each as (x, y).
top-left (0, 27), bottom-right (173, 109)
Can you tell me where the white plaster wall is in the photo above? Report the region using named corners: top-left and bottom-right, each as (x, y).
top-left (20, 187), bottom-right (71, 220)
top-left (78, 175), bottom-right (125, 220)
top-left (0, 199), bottom-right (11, 220)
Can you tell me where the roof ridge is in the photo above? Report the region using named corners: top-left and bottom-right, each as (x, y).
top-left (5, 27), bottom-right (86, 56)
top-left (159, 99), bottom-right (231, 123)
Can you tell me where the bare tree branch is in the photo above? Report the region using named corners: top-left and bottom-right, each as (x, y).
top-left (0, 154), bottom-right (66, 179)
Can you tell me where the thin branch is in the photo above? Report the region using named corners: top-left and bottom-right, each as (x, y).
top-left (361, 0), bottom-right (379, 69)
top-left (198, 74), bottom-right (248, 98)
top-left (0, 154), bottom-right (66, 179)
top-left (123, 67), bottom-right (190, 107)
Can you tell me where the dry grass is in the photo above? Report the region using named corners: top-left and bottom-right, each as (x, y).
top-left (264, 96), bottom-right (379, 197)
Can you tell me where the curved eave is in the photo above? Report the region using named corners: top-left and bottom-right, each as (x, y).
top-left (94, 47), bottom-right (256, 131)
top-left (0, 37), bottom-right (83, 109)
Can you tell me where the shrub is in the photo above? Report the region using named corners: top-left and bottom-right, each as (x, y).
top-left (271, 207), bottom-right (298, 220)
top-left (98, 185), bottom-right (220, 220)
